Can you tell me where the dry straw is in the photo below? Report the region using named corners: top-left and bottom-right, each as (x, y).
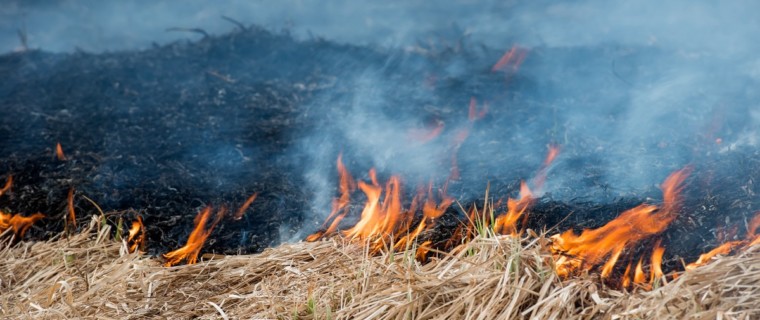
top-left (0, 215), bottom-right (758, 319)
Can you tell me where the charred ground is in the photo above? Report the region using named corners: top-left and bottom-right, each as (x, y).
top-left (0, 25), bottom-right (758, 278)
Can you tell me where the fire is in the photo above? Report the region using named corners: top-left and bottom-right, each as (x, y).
top-left (491, 45), bottom-right (529, 72)
top-left (748, 213), bottom-right (760, 246)
top-left (234, 192), bottom-right (258, 220)
top-left (476, 145), bottom-right (560, 237)
top-left (396, 182), bottom-right (454, 251)
top-left (493, 181), bottom-right (533, 235)
top-left (0, 174), bottom-right (44, 239)
top-left (420, 145), bottom-right (561, 253)
top-left (496, 145), bottom-right (559, 235)
top-left (127, 215), bottom-right (146, 253)
top-left (305, 155), bottom-right (355, 242)
top-left (550, 167), bottom-right (691, 284)
top-left (67, 188), bottom-right (77, 230)
top-left (621, 241), bottom-right (666, 290)
top-left (343, 170), bottom-right (402, 243)
top-left (306, 155), bottom-right (453, 255)
top-left (633, 258), bottom-right (646, 285)
top-left (684, 241), bottom-right (742, 271)
top-left (56, 142), bottom-right (66, 161)
top-left (163, 206), bottom-right (224, 267)
top-left (408, 120), bottom-right (444, 144)
top-left (0, 175), bottom-right (12, 197)
top-left (0, 211), bottom-right (44, 238)
top-left (468, 97), bottom-right (487, 121)
top-left (681, 211), bottom-right (760, 271)
top-left (650, 241), bottom-right (665, 284)
top-left (451, 97), bottom-right (489, 181)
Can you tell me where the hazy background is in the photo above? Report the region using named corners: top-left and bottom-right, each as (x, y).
top-left (3, 0), bottom-right (759, 235)
top-left (2, 0), bottom-right (758, 54)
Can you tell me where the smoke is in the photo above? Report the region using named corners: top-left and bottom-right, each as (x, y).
top-left (3, 0), bottom-right (759, 240)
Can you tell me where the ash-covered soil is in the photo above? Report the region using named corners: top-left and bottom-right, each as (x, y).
top-left (1, 24), bottom-right (758, 274)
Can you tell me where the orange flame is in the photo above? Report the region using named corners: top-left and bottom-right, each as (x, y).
top-left (492, 45), bottom-right (529, 72)
top-left (445, 145), bottom-right (559, 249)
top-left (493, 145), bottom-right (560, 235)
top-left (0, 175), bottom-right (12, 197)
top-left (127, 216), bottom-right (146, 253)
top-left (395, 182), bottom-right (453, 251)
top-left (493, 181), bottom-right (533, 235)
top-left (56, 142), bottom-right (66, 161)
top-left (306, 155), bottom-right (453, 256)
top-left (67, 188), bottom-right (77, 230)
top-left (633, 258), bottom-right (646, 285)
top-left (679, 211), bottom-right (760, 272)
top-left (163, 206), bottom-right (224, 267)
top-left (468, 97), bottom-right (488, 121)
top-left (550, 167), bottom-right (690, 280)
top-left (305, 155), bottom-right (355, 242)
top-left (650, 241), bottom-right (665, 285)
top-left (449, 97), bottom-right (493, 181)
top-left (408, 120), bottom-right (444, 144)
top-left (0, 211), bottom-right (44, 238)
top-left (622, 263), bottom-right (632, 288)
top-left (234, 192), bottom-right (258, 220)
top-left (343, 170), bottom-right (401, 242)
top-left (684, 241), bottom-right (742, 271)
top-left (623, 241), bottom-right (666, 290)
top-left (415, 240), bottom-right (433, 262)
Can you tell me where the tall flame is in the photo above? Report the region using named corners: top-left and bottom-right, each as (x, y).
top-left (305, 155), bottom-right (355, 242)
top-left (306, 155), bottom-right (453, 256)
top-left (163, 206), bottom-right (224, 267)
top-left (550, 167), bottom-right (690, 282)
top-left (67, 188), bottom-right (77, 230)
top-left (343, 170), bottom-right (402, 244)
top-left (650, 241), bottom-right (665, 285)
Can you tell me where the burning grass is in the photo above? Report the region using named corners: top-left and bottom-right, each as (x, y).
top-left (1, 215), bottom-right (758, 319)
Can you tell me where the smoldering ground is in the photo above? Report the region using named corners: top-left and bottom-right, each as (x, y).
top-left (0, 1), bottom-right (759, 266)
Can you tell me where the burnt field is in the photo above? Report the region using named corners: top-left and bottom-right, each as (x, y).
top-left (1, 24), bottom-right (759, 279)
